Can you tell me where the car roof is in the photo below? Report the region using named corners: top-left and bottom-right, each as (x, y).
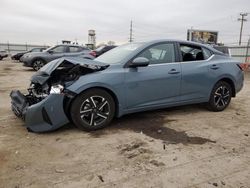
top-left (56, 44), bottom-right (85, 47)
top-left (140, 39), bottom-right (223, 54)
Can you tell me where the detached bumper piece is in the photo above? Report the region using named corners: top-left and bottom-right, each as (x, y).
top-left (10, 90), bottom-right (69, 133)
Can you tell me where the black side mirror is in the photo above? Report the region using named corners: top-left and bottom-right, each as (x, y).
top-left (48, 50), bottom-right (53, 54)
top-left (129, 57), bottom-right (149, 68)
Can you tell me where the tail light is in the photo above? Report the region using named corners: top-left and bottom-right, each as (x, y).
top-left (89, 51), bottom-right (96, 57)
top-left (237, 63), bottom-right (248, 71)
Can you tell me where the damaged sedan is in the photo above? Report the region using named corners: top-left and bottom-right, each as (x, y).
top-left (10, 40), bottom-right (244, 133)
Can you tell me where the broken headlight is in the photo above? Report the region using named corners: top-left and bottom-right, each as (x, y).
top-left (50, 84), bottom-right (64, 94)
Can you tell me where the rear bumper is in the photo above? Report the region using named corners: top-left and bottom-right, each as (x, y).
top-left (10, 90), bottom-right (69, 133)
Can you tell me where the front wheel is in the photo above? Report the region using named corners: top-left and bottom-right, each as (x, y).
top-left (207, 81), bottom-right (232, 111)
top-left (70, 89), bottom-right (115, 131)
top-left (32, 59), bottom-right (45, 71)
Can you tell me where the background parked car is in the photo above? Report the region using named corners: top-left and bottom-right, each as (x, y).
top-left (11, 47), bottom-right (47, 61)
top-left (91, 45), bottom-right (117, 57)
top-left (0, 50), bottom-right (8, 60)
top-left (22, 44), bottom-right (95, 70)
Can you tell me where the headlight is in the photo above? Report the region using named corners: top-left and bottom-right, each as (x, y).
top-left (50, 84), bottom-right (64, 94)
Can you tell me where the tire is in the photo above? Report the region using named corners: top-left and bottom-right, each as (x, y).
top-left (32, 59), bottom-right (45, 71)
top-left (0, 57), bottom-right (2, 60)
top-left (207, 81), bottom-right (232, 112)
top-left (70, 89), bottom-right (115, 131)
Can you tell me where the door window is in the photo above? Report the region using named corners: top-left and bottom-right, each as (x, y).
top-left (51, 46), bottom-right (65, 53)
top-left (138, 43), bottom-right (176, 64)
top-left (69, 46), bottom-right (80, 53)
top-left (180, 44), bottom-right (212, 62)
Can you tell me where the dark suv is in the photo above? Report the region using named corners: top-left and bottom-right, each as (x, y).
top-left (22, 45), bottom-right (94, 70)
top-left (0, 50), bottom-right (8, 60)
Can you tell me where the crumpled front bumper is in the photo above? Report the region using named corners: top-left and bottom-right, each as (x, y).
top-left (10, 90), bottom-right (69, 133)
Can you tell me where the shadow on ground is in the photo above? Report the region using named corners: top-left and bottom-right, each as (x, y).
top-left (90, 104), bottom-right (216, 145)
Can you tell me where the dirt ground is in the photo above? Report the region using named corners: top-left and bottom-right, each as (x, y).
top-left (0, 58), bottom-right (250, 188)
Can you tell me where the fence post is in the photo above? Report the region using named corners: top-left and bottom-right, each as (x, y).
top-left (7, 41), bottom-right (10, 54)
top-left (245, 37), bottom-right (250, 63)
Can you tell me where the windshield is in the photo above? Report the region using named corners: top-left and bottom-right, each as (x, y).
top-left (95, 43), bottom-right (144, 64)
top-left (45, 46), bottom-right (55, 52)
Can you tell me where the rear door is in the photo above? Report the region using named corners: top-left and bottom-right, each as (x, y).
top-left (64, 46), bottom-right (82, 57)
top-left (178, 43), bottom-right (213, 101)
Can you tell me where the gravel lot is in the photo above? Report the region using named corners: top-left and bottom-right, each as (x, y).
top-left (0, 58), bottom-right (250, 188)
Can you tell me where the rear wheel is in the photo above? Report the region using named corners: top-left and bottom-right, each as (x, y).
top-left (207, 81), bottom-right (232, 111)
top-left (33, 59), bottom-right (45, 71)
top-left (70, 89), bottom-right (115, 131)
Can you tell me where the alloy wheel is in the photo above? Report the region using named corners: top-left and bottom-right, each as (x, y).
top-left (213, 86), bottom-right (230, 108)
top-left (33, 60), bottom-right (44, 71)
top-left (79, 95), bottom-right (110, 126)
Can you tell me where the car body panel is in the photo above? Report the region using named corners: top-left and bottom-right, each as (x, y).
top-left (25, 94), bottom-right (69, 132)
top-left (10, 40), bottom-right (244, 132)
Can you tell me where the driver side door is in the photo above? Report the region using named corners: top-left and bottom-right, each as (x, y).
top-left (124, 42), bottom-right (181, 111)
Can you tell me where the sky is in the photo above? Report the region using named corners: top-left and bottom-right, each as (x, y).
top-left (0, 0), bottom-right (249, 46)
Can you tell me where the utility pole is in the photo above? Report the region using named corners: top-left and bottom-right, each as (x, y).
top-left (129, 20), bottom-right (133, 42)
top-left (238, 13), bottom-right (248, 45)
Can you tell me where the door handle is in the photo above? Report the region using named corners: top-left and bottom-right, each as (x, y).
top-left (168, 69), bottom-right (180, 74)
top-left (210, 64), bottom-right (219, 70)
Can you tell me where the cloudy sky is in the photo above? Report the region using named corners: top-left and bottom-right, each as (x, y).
top-left (0, 0), bottom-right (249, 46)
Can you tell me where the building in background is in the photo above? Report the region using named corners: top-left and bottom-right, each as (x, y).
top-left (62, 40), bottom-right (71, 44)
top-left (187, 29), bottom-right (218, 44)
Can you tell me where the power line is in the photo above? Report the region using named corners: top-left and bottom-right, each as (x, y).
top-left (238, 12), bottom-right (248, 45)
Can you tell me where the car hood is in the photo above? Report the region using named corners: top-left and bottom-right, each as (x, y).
top-left (31, 57), bottom-right (109, 85)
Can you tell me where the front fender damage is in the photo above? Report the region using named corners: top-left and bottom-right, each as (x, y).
top-left (10, 57), bottom-right (109, 133)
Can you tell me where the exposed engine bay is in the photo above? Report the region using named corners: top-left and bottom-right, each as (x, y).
top-left (10, 57), bottom-right (109, 118)
top-left (25, 60), bottom-right (108, 105)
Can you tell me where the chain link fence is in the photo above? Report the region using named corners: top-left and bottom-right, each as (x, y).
top-left (0, 43), bottom-right (49, 55)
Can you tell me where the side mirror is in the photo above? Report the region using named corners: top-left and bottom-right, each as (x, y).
top-left (129, 57), bottom-right (149, 68)
top-left (48, 50), bottom-right (53, 54)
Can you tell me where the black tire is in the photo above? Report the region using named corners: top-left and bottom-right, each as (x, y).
top-left (70, 89), bottom-right (115, 131)
top-left (32, 59), bottom-right (45, 71)
top-left (207, 81), bottom-right (232, 112)
top-left (0, 57), bottom-right (2, 60)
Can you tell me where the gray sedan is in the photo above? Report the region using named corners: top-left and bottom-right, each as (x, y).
top-left (22, 44), bottom-right (94, 70)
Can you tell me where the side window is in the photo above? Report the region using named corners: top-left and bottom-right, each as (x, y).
top-left (180, 44), bottom-right (204, 62)
top-left (51, 46), bottom-right (65, 53)
top-left (202, 48), bottom-right (213, 59)
top-left (69, 46), bottom-right (80, 53)
top-left (31, 48), bottom-right (40, 52)
top-left (138, 43), bottom-right (175, 64)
